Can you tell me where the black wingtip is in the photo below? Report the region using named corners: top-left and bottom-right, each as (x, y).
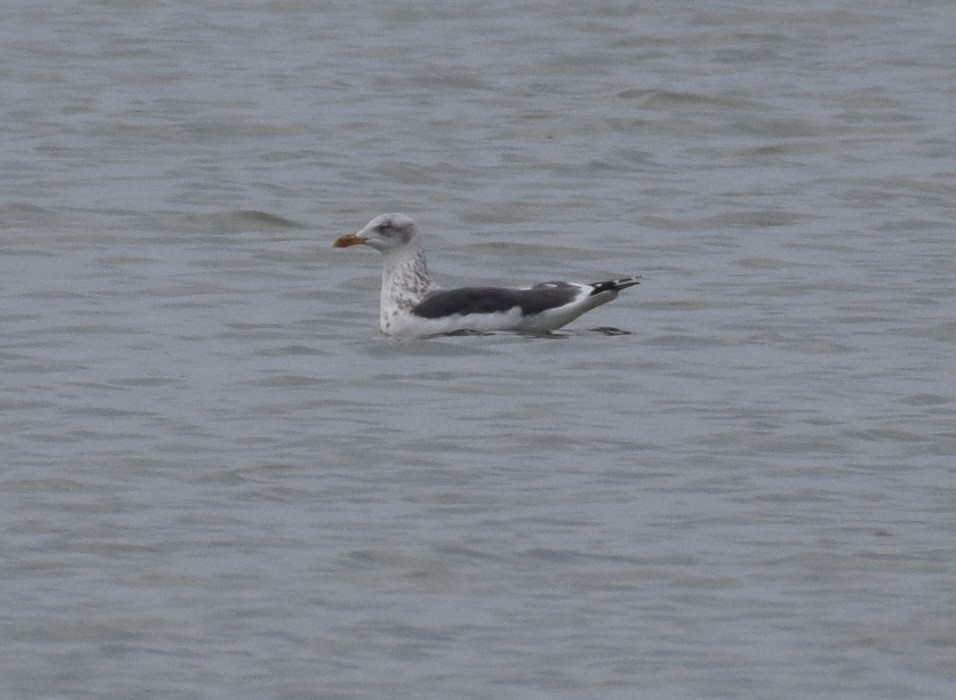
top-left (588, 276), bottom-right (642, 295)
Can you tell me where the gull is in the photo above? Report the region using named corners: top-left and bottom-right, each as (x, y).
top-left (333, 213), bottom-right (640, 337)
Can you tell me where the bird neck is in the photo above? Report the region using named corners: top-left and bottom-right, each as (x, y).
top-left (380, 240), bottom-right (437, 315)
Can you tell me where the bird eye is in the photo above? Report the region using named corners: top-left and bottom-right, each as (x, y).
top-left (375, 223), bottom-right (391, 234)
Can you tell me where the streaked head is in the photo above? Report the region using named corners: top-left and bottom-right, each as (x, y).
top-left (333, 213), bottom-right (418, 253)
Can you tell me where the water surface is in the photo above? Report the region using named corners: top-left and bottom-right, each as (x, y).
top-left (2, 1), bottom-right (955, 698)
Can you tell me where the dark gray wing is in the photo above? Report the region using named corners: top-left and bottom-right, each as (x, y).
top-left (412, 284), bottom-right (580, 319)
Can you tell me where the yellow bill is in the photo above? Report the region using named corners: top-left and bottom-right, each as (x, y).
top-left (332, 233), bottom-right (367, 248)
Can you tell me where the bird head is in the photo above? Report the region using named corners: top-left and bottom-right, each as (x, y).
top-left (333, 213), bottom-right (418, 253)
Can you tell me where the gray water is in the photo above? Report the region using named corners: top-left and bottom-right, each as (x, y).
top-left (3, 1), bottom-right (955, 698)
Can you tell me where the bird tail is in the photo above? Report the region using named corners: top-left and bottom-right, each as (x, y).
top-left (588, 276), bottom-right (641, 295)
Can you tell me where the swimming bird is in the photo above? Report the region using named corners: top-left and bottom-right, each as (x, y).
top-left (333, 213), bottom-right (640, 337)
